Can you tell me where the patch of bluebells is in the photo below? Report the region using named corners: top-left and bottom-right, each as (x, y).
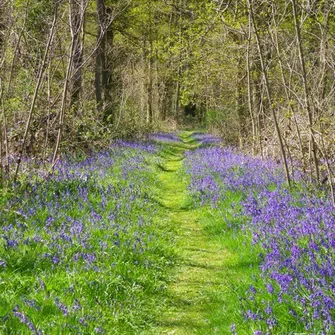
top-left (185, 143), bottom-right (335, 333)
top-left (13, 305), bottom-right (42, 335)
top-left (191, 133), bottom-right (222, 147)
top-left (0, 140), bottom-right (171, 333)
top-left (5, 139), bottom-right (159, 185)
top-left (149, 132), bottom-right (181, 143)
top-left (185, 147), bottom-right (284, 200)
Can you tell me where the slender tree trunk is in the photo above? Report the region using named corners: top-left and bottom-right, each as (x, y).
top-left (252, 71), bottom-right (263, 157)
top-left (317, 5), bottom-right (329, 113)
top-left (95, 0), bottom-right (114, 122)
top-left (69, 0), bottom-right (85, 112)
top-left (0, 3), bottom-right (29, 181)
top-left (43, 60), bottom-right (52, 162)
top-left (246, 17), bottom-right (256, 155)
top-left (247, 0), bottom-right (291, 186)
top-left (0, 78), bottom-right (9, 181)
top-left (95, 44), bottom-right (103, 111)
top-left (174, 72), bottom-right (181, 124)
top-left (174, 0), bottom-right (183, 125)
top-left (270, 6), bottom-right (304, 175)
top-left (103, 11), bottom-right (113, 113)
top-left (257, 88), bottom-right (264, 159)
top-left (52, 9), bottom-right (78, 167)
top-left (14, 4), bottom-right (58, 182)
top-left (318, 136), bottom-right (335, 207)
top-left (235, 53), bottom-right (245, 149)
top-left (316, 3), bottom-right (330, 144)
top-left (291, 0), bottom-right (320, 182)
top-left (0, 5), bottom-right (6, 59)
top-left (147, 52), bottom-right (153, 123)
top-left (161, 1), bottom-right (175, 121)
top-left (146, 0), bottom-right (154, 124)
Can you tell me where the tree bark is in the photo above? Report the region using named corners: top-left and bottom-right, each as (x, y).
top-left (95, 0), bottom-right (114, 122)
top-left (69, 0), bottom-right (85, 111)
top-left (269, 3), bottom-right (304, 174)
top-left (246, 15), bottom-right (256, 155)
top-left (14, 4), bottom-right (58, 182)
top-left (52, 7), bottom-right (78, 167)
top-left (236, 54), bottom-right (245, 149)
top-left (146, 0), bottom-right (154, 124)
top-left (247, 0), bottom-right (291, 186)
top-left (291, 0), bottom-right (320, 182)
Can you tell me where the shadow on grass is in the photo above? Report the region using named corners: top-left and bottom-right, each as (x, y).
top-left (157, 164), bottom-right (178, 173)
top-left (225, 259), bottom-right (261, 270)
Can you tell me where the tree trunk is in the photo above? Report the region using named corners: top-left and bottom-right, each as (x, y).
top-left (269, 4), bottom-right (304, 176)
top-left (291, 0), bottom-right (320, 183)
top-left (246, 16), bottom-right (256, 155)
top-left (146, 0), bottom-right (154, 124)
top-left (52, 5), bottom-right (79, 167)
top-left (236, 54), bottom-right (245, 149)
top-left (69, 0), bottom-right (85, 112)
top-left (14, 4), bottom-right (59, 182)
top-left (95, 0), bottom-right (114, 122)
top-left (147, 52), bottom-right (153, 123)
top-left (247, 0), bottom-right (291, 186)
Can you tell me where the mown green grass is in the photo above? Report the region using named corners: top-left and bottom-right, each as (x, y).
top-left (165, 132), bottom-right (315, 335)
top-left (198, 200), bottom-right (262, 334)
top-left (154, 132), bottom-right (262, 335)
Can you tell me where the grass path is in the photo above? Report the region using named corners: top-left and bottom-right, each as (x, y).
top-left (153, 132), bottom-right (238, 335)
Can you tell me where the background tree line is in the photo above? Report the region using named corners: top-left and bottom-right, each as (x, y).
top-left (0, 0), bottom-right (334, 187)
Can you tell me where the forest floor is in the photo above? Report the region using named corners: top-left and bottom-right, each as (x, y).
top-left (2, 131), bottom-right (327, 334)
top-left (154, 132), bottom-right (250, 335)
